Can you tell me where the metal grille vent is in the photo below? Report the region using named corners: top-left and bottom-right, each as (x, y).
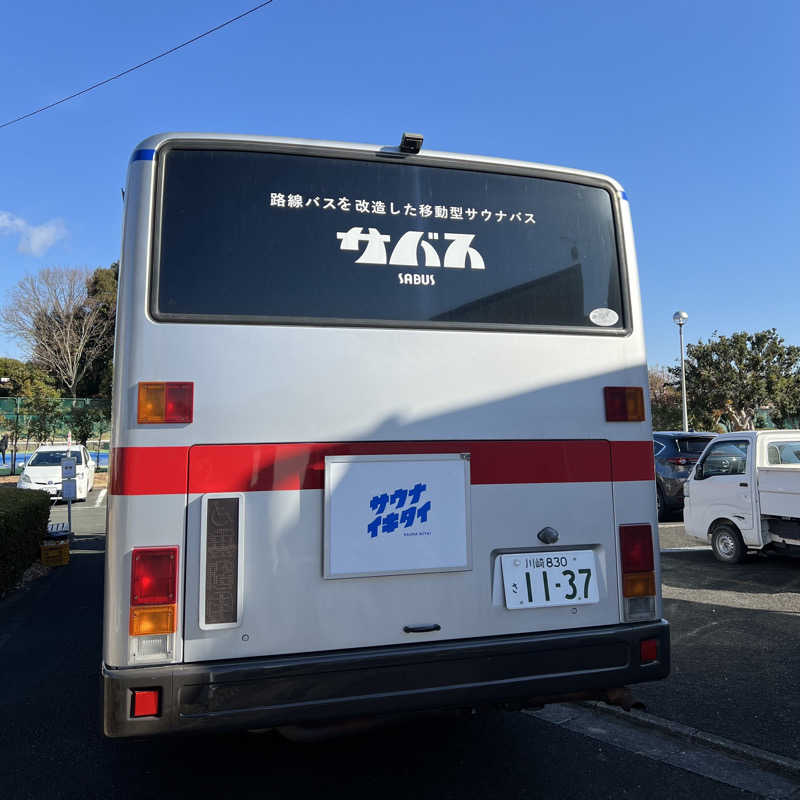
top-left (205, 497), bottom-right (239, 625)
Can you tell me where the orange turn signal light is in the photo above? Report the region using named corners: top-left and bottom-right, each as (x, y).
top-left (129, 604), bottom-right (177, 636)
top-left (622, 571), bottom-right (656, 598)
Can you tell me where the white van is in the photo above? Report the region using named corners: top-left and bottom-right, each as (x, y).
top-left (684, 430), bottom-right (800, 562)
top-left (102, 133), bottom-right (669, 737)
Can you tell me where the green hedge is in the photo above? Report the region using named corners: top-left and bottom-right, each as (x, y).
top-left (0, 487), bottom-right (51, 595)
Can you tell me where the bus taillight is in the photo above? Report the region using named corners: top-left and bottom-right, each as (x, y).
top-left (129, 548), bottom-right (178, 637)
top-left (131, 548), bottom-right (177, 606)
top-left (619, 524), bottom-right (657, 622)
top-left (604, 386), bottom-right (645, 422)
top-left (137, 382), bottom-right (193, 424)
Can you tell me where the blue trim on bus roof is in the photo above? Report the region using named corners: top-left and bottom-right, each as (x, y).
top-left (131, 149), bottom-right (155, 163)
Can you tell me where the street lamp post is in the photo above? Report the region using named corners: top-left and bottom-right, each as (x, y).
top-left (673, 311), bottom-right (689, 432)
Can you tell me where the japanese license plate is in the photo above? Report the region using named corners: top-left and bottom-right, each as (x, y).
top-left (501, 550), bottom-right (598, 609)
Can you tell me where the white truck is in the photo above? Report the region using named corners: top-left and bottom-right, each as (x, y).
top-left (684, 430), bottom-right (800, 563)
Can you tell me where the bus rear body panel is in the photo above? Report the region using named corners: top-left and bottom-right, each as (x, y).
top-left (103, 134), bottom-right (667, 736)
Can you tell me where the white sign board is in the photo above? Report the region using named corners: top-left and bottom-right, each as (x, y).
top-left (60, 457), bottom-right (76, 479)
top-left (324, 453), bottom-right (471, 579)
top-left (61, 478), bottom-right (77, 501)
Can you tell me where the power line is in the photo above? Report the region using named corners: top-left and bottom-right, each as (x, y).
top-left (0, 1), bottom-right (276, 131)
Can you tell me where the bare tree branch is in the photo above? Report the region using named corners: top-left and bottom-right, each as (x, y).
top-left (2, 267), bottom-right (112, 396)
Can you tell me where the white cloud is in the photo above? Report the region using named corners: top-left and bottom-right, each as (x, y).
top-left (0, 211), bottom-right (68, 257)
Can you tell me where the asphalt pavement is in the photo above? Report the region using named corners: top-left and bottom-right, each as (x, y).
top-left (637, 519), bottom-right (800, 762)
top-left (0, 493), bottom-right (798, 799)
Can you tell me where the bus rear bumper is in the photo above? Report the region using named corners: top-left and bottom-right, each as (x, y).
top-left (103, 620), bottom-right (669, 738)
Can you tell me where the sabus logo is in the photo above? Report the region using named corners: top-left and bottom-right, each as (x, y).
top-left (337, 227), bottom-right (485, 270)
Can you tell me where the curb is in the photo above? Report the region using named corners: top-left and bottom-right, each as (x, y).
top-left (584, 701), bottom-right (800, 779)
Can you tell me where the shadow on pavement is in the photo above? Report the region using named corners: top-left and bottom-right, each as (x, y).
top-left (661, 549), bottom-right (800, 596)
top-left (0, 534), bottom-right (755, 800)
top-left (635, 572), bottom-right (800, 761)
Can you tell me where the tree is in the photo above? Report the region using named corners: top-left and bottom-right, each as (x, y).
top-left (0, 357), bottom-right (55, 397)
top-left (2, 267), bottom-right (114, 397)
top-left (24, 389), bottom-right (63, 445)
top-left (681, 329), bottom-right (800, 431)
top-left (648, 366), bottom-right (682, 430)
top-left (0, 358), bottom-right (58, 473)
top-left (64, 403), bottom-right (107, 446)
top-left (76, 262), bottom-right (117, 399)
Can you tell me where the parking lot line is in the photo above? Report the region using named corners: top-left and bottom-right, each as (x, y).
top-left (672, 620), bottom-right (720, 645)
top-left (93, 488), bottom-right (107, 507)
top-left (661, 546), bottom-right (710, 552)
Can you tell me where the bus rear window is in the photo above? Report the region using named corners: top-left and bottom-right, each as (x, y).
top-left (154, 149), bottom-right (624, 331)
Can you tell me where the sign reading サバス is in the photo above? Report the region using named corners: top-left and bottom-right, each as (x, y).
top-left (337, 228), bottom-right (485, 273)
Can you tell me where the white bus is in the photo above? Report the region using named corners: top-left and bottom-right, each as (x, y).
top-left (102, 132), bottom-right (668, 737)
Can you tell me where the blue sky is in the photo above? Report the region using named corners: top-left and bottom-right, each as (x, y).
top-left (1, 0), bottom-right (797, 368)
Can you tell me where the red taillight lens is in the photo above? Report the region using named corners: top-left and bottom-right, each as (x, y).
top-left (138, 382), bottom-right (193, 424)
top-left (604, 386), bottom-right (645, 422)
top-left (131, 547), bottom-right (178, 606)
top-left (165, 382), bottom-right (193, 423)
top-left (666, 457), bottom-right (690, 466)
top-left (131, 688), bottom-right (160, 718)
top-left (619, 524), bottom-right (654, 573)
top-left (640, 638), bottom-right (659, 663)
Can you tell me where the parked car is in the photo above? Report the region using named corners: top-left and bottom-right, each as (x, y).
top-left (684, 430), bottom-right (800, 563)
top-left (17, 444), bottom-right (96, 501)
top-left (653, 431), bottom-right (716, 520)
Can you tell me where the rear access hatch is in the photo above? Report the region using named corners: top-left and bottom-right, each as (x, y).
top-left (182, 440), bottom-right (622, 663)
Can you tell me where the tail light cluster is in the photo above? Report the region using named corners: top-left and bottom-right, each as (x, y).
top-left (137, 382), bottom-right (193, 424)
top-left (604, 387), bottom-right (645, 422)
top-left (129, 547), bottom-right (178, 663)
top-left (619, 524), bottom-right (657, 622)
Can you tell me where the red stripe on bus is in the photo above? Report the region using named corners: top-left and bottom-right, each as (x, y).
top-left (610, 440), bottom-right (655, 482)
top-left (186, 440), bottom-right (614, 493)
top-left (110, 446), bottom-right (189, 495)
top-left (110, 440), bottom-right (655, 495)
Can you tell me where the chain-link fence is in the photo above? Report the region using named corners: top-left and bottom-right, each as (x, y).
top-left (0, 397), bottom-right (111, 438)
top-left (0, 397), bottom-right (111, 474)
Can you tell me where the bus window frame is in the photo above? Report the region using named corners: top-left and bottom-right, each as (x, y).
top-left (146, 138), bottom-right (633, 337)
